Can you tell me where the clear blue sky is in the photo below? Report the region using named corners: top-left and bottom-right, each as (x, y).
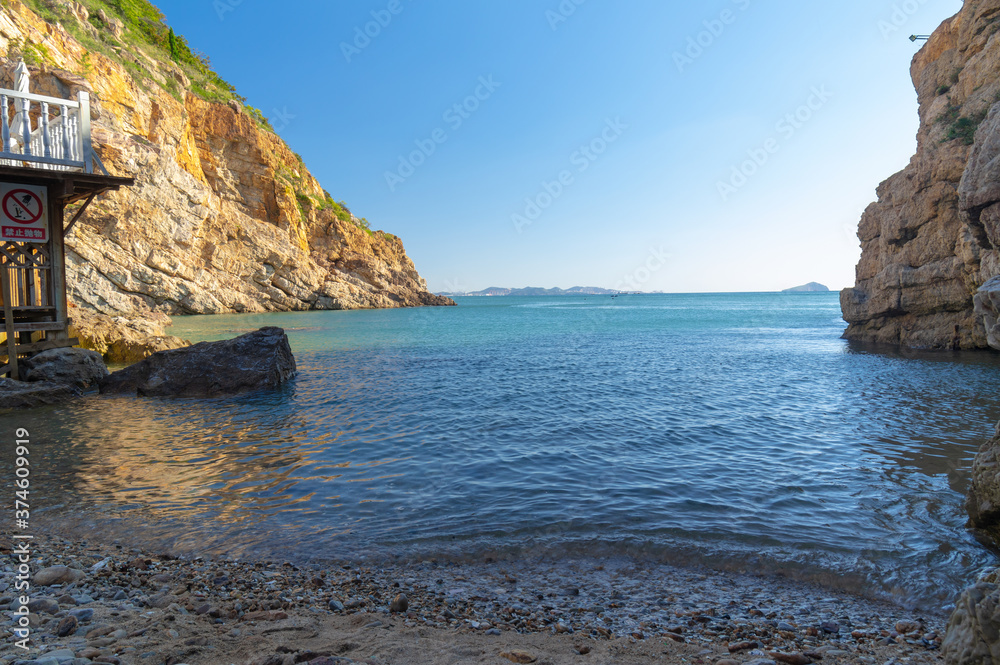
top-left (155, 0), bottom-right (961, 293)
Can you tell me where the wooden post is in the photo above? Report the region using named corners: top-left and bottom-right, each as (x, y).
top-left (1, 263), bottom-right (18, 380)
top-left (49, 186), bottom-right (68, 341)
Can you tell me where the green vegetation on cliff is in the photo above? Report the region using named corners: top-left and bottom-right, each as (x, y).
top-left (13, 0), bottom-right (378, 235)
top-left (19, 0), bottom-right (251, 109)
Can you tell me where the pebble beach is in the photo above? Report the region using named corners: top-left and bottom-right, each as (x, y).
top-left (1, 528), bottom-right (948, 665)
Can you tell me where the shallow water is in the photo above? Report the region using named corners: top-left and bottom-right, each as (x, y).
top-left (4, 293), bottom-right (1000, 610)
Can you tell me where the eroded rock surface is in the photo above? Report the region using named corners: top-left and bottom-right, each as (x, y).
top-left (942, 571), bottom-right (1000, 665)
top-left (68, 307), bottom-right (189, 364)
top-left (0, 377), bottom-right (78, 409)
top-left (0, 2), bottom-right (453, 326)
top-left (99, 327), bottom-right (296, 397)
top-left (20, 347), bottom-right (108, 388)
top-left (967, 423), bottom-right (1000, 543)
top-left (841, 0), bottom-right (1000, 349)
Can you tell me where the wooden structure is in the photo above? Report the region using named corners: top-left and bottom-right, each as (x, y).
top-left (0, 61), bottom-right (133, 379)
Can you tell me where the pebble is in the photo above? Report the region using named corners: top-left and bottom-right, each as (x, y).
top-left (55, 614), bottom-right (78, 637)
top-left (389, 593), bottom-right (408, 613)
top-left (69, 607), bottom-right (94, 622)
top-left (770, 653), bottom-right (813, 665)
top-left (27, 598), bottom-right (60, 614)
top-left (33, 565), bottom-right (85, 586)
top-left (0, 532), bottom-right (948, 665)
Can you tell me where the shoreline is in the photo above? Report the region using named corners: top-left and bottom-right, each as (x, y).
top-left (2, 527), bottom-right (948, 664)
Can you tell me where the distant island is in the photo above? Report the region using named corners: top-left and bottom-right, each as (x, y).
top-left (439, 286), bottom-right (633, 297)
top-left (782, 282), bottom-right (829, 293)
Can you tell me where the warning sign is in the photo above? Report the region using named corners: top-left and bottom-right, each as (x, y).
top-left (0, 183), bottom-right (48, 243)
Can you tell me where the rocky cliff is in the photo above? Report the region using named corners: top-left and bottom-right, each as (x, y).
top-left (841, 0), bottom-right (1000, 350)
top-left (0, 0), bottom-right (452, 322)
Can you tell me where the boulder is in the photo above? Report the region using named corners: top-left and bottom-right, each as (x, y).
top-left (69, 308), bottom-right (190, 364)
top-left (96, 9), bottom-right (125, 40)
top-left (0, 377), bottom-right (78, 409)
top-left (34, 565), bottom-right (86, 586)
top-left (943, 572), bottom-right (1000, 665)
top-left (949, 424), bottom-right (1000, 664)
top-left (20, 347), bottom-right (108, 389)
top-left (975, 276), bottom-right (1000, 351)
top-left (966, 422), bottom-right (1000, 542)
top-left (99, 327), bottom-right (296, 398)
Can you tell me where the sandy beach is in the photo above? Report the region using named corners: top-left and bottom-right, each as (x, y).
top-left (1, 527), bottom-right (948, 665)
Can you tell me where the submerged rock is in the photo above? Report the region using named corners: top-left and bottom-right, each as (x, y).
top-left (20, 347), bottom-right (108, 389)
top-left (99, 327), bottom-right (296, 398)
top-left (0, 377), bottom-right (78, 409)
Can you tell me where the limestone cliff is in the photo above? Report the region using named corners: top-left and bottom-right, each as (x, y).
top-left (0, 0), bottom-right (453, 319)
top-left (841, 0), bottom-right (1000, 349)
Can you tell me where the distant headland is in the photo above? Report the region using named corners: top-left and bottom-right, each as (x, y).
top-left (439, 286), bottom-right (639, 297)
top-left (782, 282), bottom-right (830, 293)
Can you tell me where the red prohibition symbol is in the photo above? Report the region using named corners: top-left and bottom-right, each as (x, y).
top-left (3, 189), bottom-right (43, 225)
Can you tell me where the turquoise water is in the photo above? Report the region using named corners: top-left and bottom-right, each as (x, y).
top-left (4, 293), bottom-right (1000, 609)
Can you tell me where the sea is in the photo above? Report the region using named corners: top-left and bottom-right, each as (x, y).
top-left (4, 292), bottom-right (1000, 611)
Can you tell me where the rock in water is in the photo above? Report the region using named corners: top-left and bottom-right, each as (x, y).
top-left (0, 378), bottom-right (79, 409)
top-left (20, 347), bottom-right (108, 389)
top-left (965, 423), bottom-right (1000, 542)
top-left (69, 308), bottom-right (190, 364)
top-left (99, 327), bottom-right (296, 398)
top-left (943, 574), bottom-right (1000, 664)
top-left (948, 424), bottom-right (1000, 664)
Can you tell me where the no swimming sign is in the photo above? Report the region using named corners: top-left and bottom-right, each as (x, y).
top-left (0, 183), bottom-right (48, 243)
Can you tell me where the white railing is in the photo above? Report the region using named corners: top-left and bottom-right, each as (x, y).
top-left (0, 88), bottom-right (104, 174)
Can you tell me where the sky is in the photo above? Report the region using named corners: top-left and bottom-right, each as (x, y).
top-left (154, 0), bottom-right (962, 294)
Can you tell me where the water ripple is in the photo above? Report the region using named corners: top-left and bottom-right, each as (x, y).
top-left (2, 294), bottom-right (999, 611)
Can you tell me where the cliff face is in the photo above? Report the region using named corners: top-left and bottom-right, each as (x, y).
top-left (841, 0), bottom-right (1000, 349)
top-left (0, 1), bottom-right (452, 318)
